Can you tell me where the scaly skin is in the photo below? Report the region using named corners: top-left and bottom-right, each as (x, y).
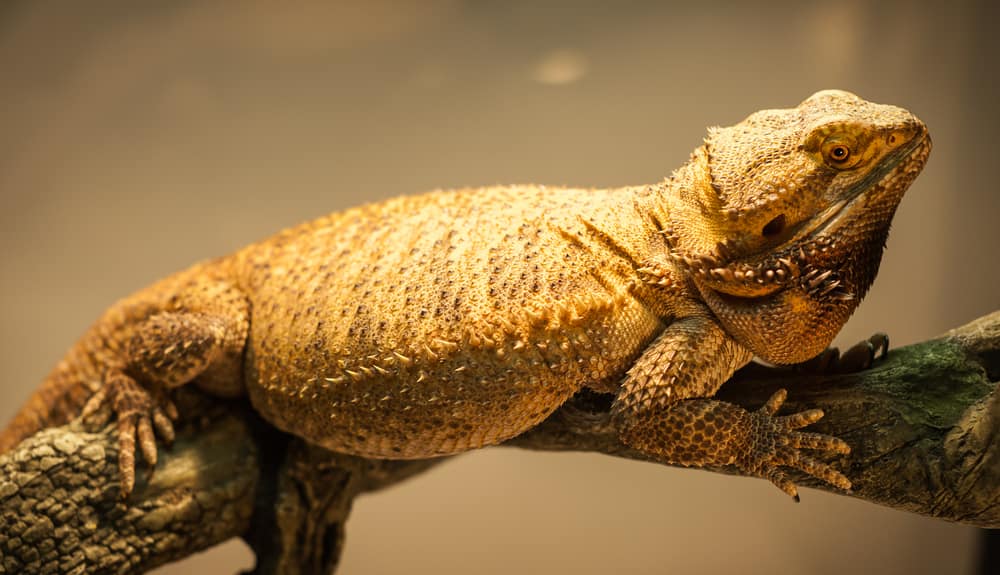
top-left (0, 90), bottom-right (931, 500)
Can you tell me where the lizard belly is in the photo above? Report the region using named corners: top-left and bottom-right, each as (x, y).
top-left (246, 348), bottom-right (567, 458)
top-left (244, 292), bottom-right (662, 458)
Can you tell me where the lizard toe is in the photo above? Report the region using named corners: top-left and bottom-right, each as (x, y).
top-left (780, 429), bottom-right (851, 454)
top-left (774, 446), bottom-right (852, 491)
top-left (776, 407), bottom-right (825, 430)
top-left (80, 385), bottom-right (111, 426)
top-left (760, 465), bottom-right (799, 501)
top-left (742, 396), bottom-right (852, 497)
top-left (137, 416), bottom-right (157, 468)
top-left (152, 408), bottom-right (176, 446)
top-left (117, 413), bottom-right (138, 498)
top-left (762, 388), bottom-right (787, 416)
top-left (85, 371), bottom-right (175, 497)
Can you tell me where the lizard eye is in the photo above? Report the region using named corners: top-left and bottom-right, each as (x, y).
top-left (820, 136), bottom-right (858, 168)
top-left (828, 144), bottom-right (850, 163)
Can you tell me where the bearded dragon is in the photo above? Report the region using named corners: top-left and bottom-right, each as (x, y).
top-left (0, 90), bottom-right (931, 500)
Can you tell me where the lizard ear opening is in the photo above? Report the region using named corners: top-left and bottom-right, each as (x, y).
top-left (761, 214), bottom-right (786, 238)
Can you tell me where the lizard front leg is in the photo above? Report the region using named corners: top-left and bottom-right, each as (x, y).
top-left (81, 279), bottom-right (249, 496)
top-left (612, 313), bottom-right (851, 500)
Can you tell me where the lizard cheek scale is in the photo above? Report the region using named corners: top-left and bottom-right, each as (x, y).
top-left (0, 90), bottom-right (929, 501)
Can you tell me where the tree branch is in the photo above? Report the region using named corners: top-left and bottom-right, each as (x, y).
top-left (1, 311), bottom-right (997, 574)
top-left (514, 311), bottom-right (1000, 526)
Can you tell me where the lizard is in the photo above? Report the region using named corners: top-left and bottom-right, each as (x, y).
top-left (0, 89), bottom-right (930, 502)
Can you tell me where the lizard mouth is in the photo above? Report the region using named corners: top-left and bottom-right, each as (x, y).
top-left (682, 130), bottom-right (931, 300)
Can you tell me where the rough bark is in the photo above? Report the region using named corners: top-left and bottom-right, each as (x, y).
top-left (1, 311), bottom-right (997, 574)
top-left (0, 412), bottom-right (259, 574)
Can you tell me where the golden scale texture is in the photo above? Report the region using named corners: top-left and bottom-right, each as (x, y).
top-left (0, 90), bottom-right (931, 498)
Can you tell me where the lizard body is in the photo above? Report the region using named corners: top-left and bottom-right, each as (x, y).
top-left (0, 90), bottom-right (930, 499)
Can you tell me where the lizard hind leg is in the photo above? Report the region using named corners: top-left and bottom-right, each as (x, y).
top-left (80, 370), bottom-right (178, 496)
top-left (80, 283), bottom-right (249, 497)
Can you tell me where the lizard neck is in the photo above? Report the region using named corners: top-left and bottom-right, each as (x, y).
top-left (658, 147), bottom-right (727, 257)
top-left (567, 184), bottom-right (673, 270)
top-left (556, 183), bottom-right (694, 320)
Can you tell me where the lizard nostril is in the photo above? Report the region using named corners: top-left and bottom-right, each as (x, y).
top-left (762, 214), bottom-right (786, 238)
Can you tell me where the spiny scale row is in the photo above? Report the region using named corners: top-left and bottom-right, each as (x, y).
top-left (673, 245), bottom-right (800, 291)
top-left (665, 222), bottom-right (856, 297)
top-left (800, 267), bottom-right (854, 301)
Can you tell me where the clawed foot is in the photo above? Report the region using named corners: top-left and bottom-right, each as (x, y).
top-left (81, 372), bottom-right (178, 497)
top-left (797, 332), bottom-right (889, 374)
top-left (739, 389), bottom-right (851, 501)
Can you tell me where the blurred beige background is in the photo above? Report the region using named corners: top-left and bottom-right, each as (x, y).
top-left (1, 0), bottom-right (997, 573)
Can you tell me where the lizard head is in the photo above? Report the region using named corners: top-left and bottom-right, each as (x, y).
top-left (665, 90), bottom-right (931, 364)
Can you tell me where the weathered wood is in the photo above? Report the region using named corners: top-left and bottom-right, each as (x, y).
top-left (0, 412), bottom-right (258, 574)
top-left (1, 311), bottom-right (997, 573)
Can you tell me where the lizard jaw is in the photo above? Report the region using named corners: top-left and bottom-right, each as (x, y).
top-left (681, 129), bottom-right (931, 301)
